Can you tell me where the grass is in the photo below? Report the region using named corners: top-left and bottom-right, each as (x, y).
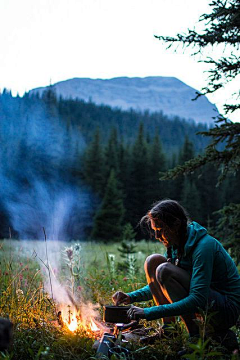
top-left (0, 239), bottom-right (238, 359)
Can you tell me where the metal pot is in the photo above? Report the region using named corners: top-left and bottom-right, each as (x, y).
top-left (103, 305), bottom-right (131, 323)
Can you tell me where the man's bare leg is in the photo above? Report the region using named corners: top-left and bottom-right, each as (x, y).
top-left (144, 254), bottom-right (175, 324)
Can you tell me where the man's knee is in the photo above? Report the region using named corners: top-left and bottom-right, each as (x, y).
top-left (156, 262), bottom-right (174, 285)
top-left (144, 254), bottom-right (166, 275)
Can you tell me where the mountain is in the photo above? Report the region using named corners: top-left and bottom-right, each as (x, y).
top-left (30, 76), bottom-right (218, 125)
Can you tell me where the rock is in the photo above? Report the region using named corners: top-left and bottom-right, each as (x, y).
top-left (0, 318), bottom-right (13, 352)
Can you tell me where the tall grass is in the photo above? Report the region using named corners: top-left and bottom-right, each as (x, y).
top-left (0, 239), bottom-right (237, 359)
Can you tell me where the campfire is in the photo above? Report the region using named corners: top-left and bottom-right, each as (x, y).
top-left (41, 242), bottom-right (109, 338)
top-left (56, 304), bottom-right (106, 338)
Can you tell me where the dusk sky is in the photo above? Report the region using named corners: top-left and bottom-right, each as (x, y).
top-left (0, 0), bottom-right (238, 121)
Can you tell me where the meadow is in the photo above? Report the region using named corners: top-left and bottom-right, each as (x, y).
top-left (0, 239), bottom-right (239, 360)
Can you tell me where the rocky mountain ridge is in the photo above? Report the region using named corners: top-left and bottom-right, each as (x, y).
top-left (30, 76), bottom-right (218, 125)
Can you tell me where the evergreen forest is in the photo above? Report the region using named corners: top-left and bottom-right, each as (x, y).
top-left (0, 89), bottom-right (239, 241)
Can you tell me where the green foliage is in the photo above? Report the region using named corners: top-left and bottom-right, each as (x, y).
top-left (81, 122), bottom-right (239, 237)
top-left (0, 240), bottom-right (238, 359)
top-left (160, 120), bottom-right (240, 184)
top-left (214, 203), bottom-right (240, 264)
top-left (126, 123), bottom-right (151, 227)
top-left (117, 240), bottom-right (137, 275)
top-left (91, 170), bottom-right (125, 241)
top-left (42, 88), bottom-right (58, 118)
top-left (104, 127), bottom-right (120, 180)
top-left (155, 0), bottom-right (240, 113)
top-left (147, 132), bottom-right (167, 204)
top-left (180, 178), bottom-right (202, 222)
top-left (170, 136), bottom-right (197, 208)
top-left (195, 163), bottom-right (223, 224)
top-left (179, 136), bottom-right (195, 164)
top-left (156, 0), bottom-right (240, 254)
top-left (57, 96), bottom-right (210, 153)
top-left (117, 224), bottom-right (138, 275)
top-left (183, 338), bottom-right (223, 360)
top-left (156, 0), bottom-right (240, 181)
top-left (121, 223), bottom-right (136, 242)
top-left (118, 240), bottom-right (137, 259)
top-left (0, 87), bottom-right (223, 239)
top-left (10, 326), bottom-right (95, 360)
top-left (62, 243), bottom-right (83, 295)
top-left (83, 128), bottom-right (105, 195)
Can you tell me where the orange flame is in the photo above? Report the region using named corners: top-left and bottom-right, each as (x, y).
top-left (90, 318), bottom-right (100, 331)
top-left (60, 307), bottom-right (101, 336)
top-left (67, 316), bottom-right (78, 332)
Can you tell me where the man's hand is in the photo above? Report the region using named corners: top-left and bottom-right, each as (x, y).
top-left (127, 305), bottom-right (145, 320)
top-left (112, 291), bottom-right (131, 306)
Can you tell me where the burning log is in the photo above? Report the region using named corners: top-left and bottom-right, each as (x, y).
top-left (57, 311), bottom-right (64, 327)
top-left (55, 302), bottom-right (105, 338)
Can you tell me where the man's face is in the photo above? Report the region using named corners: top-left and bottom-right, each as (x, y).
top-left (150, 219), bottom-right (177, 247)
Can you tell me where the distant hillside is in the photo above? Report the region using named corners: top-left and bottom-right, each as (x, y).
top-left (30, 76), bottom-right (218, 125)
top-left (56, 96), bottom-right (209, 154)
top-left (0, 90), bottom-right (224, 239)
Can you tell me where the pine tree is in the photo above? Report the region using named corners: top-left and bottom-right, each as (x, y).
top-left (117, 223), bottom-right (137, 273)
top-left (121, 223), bottom-right (137, 242)
top-left (83, 128), bottom-right (105, 195)
top-left (42, 87), bottom-right (58, 118)
top-left (157, 0), bottom-right (240, 181)
top-left (118, 138), bottom-right (131, 192)
top-left (155, 0), bottom-right (240, 115)
top-left (91, 169), bottom-right (125, 241)
top-left (148, 132), bottom-right (167, 203)
top-left (104, 127), bottom-right (120, 180)
top-left (126, 123), bottom-right (150, 230)
top-left (181, 178), bottom-right (202, 222)
top-left (195, 163), bottom-right (224, 226)
top-left (156, 0), bottom-right (240, 257)
top-left (224, 170), bottom-right (240, 205)
top-left (170, 136), bottom-right (196, 201)
top-left (214, 203), bottom-right (240, 265)
top-left (179, 136), bottom-right (195, 164)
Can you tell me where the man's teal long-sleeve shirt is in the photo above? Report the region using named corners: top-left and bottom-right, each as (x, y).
top-left (127, 222), bottom-right (240, 321)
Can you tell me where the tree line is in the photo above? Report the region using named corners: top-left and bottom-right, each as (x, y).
top-left (82, 124), bottom-right (239, 240)
top-left (156, 0), bottom-right (240, 262)
top-left (0, 89), bottom-right (238, 241)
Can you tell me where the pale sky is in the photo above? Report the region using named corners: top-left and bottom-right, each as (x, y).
top-left (0, 0), bottom-right (239, 121)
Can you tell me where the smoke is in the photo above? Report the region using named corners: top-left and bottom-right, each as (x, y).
top-left (2, 179), bottom-right (89, 240)
top-left (0, 91), bottom-right (103, 322)
top-left (0, 90), bottom-right (92, 240)
top-left (24, 240), bottom-right (102, 324)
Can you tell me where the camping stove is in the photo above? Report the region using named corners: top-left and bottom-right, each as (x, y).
top-left (96, 321), bottom-right (139, 358)
top-left (96, 305), bottom-right (140, 358)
